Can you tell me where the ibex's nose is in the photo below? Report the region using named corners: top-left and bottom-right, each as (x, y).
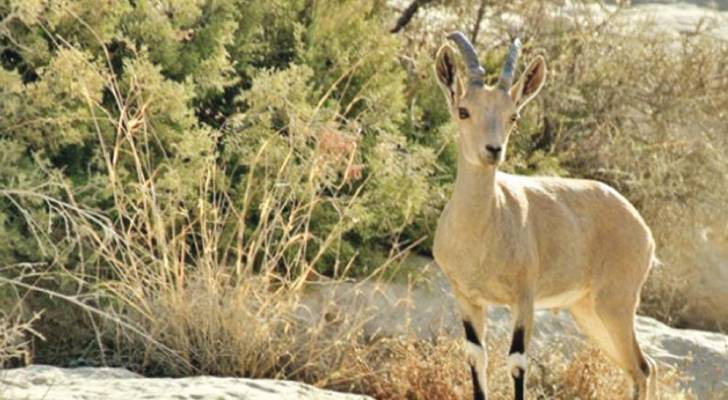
top-left (485, 145), bottom-right (502, 157)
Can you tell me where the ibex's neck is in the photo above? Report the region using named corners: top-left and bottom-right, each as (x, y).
top-left (450, 155), bottom-right (498, 225)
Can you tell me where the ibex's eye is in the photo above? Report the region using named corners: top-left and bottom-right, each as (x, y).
top-left (510, 114), bottom-right (519, 123)
top-left (458, 107), bottom-right (470, 120)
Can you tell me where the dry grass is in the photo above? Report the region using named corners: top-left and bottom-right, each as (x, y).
top-left (0, 276), bottom-right (693, 399)
top-left (541, 346), bottom-right (692, 400)
top-left (333, 330), bottom-right (692, 399)
top-left (0, 312), bottom-right (42, 368)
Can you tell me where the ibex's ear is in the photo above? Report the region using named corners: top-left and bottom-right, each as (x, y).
top-left (435, 44), bottom-right (462, 107)
top-left (510, 56), bottom-right (546, 111)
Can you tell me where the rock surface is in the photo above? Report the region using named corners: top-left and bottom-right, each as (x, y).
top-left (683, 232), bottom-right (728, 328)
top-left (0, 365), bottom-right (373, 400)
top-left (390, 0), bottom-right (728, 43)
top-left (618, 2), bottom-right (728, 41)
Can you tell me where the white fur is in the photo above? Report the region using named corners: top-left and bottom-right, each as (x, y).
top-left (465, 342), bottom-right (482, 361)
top-left (507, 352), bottom-right (528, 377)
top-left (466, 341), bottom-right (488, 393)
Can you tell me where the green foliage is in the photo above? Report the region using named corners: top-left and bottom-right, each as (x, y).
top-left (122, 0), bottom-right (238, 95)
top-left (302, 0), bottom-right (406, 132)
top-left (1, 48), bottom-right (106, 149)
top-left (1, 0), bottom-right (442, 285)
top-left (361, 133), bottom-right (435, 237)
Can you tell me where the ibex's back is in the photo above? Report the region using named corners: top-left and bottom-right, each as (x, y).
top-left (431, 32), bottom-right (657, 400)
top-left (498, 173), bottom-right (654, 304)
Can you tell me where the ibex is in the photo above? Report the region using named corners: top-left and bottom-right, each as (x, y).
top-left (432, 32), bottom-right (658, 400)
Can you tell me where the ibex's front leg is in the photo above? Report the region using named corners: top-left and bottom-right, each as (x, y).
top-left (457, 296), bottom-right (488, 400)
top-left (508, 296), bottom-right (534, 400)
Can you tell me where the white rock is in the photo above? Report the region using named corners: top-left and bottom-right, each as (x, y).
top-left (636, 315), bottom-right (728, 396)
top-left (621, 3), bottom-right (728, 42)
top-left (682, 232), bottom-right (728, 328)
top-left (0, 365), bottom-right (373, 400)
top-left (388, 0), bottom-right (728, 46)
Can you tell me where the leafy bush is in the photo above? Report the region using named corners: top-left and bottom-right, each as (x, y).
top-left (0, 0), bottom-right (440, 280)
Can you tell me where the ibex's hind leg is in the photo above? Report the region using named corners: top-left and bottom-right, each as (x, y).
top-left (571, 296), bottom-right (657, 400)
top-left (631, 335), bottom-right (658, 399)
top-left (595, 304), bottom-right (657, 400)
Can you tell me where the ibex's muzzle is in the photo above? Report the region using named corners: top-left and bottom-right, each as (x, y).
top-left (480, 144), bottom-right (504, 164)
top-left (485, 145), bottom-right (502, 157)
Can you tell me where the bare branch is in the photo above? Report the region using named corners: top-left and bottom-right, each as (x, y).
top-left (470, 0), bottom-right (488, 43)
top-left (390, 0), bottom-right (433, 34)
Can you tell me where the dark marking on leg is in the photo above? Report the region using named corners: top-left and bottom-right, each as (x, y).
top-left (464, 320), bottom-right (485, 399)
top-left (464, 320), bottom-right (480, 346)
top-left (513, 372), bottom-right (524, 400)
top-left (509, 326), bottom-right (526, 400)
top-left (471, 365), bottom-right (486, 400)
top-left (508, 326), bottom-right (524, 355)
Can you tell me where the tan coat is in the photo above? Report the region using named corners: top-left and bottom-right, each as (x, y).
top-left (433, 157), bottom-right (655, 311)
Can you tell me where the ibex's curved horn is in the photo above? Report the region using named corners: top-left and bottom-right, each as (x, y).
top-left (447, 32), bottom-right (485, 87)
top-left (498, 38), bottom-right (521, 90)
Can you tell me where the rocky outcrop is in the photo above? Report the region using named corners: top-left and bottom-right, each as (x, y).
top-left (682, 232), bottom-right (728, 329)
top-left (619, 2), bottom-right (728, 41)
top-left (0, 365), bottom-right (373, 400)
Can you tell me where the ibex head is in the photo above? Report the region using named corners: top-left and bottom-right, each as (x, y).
top-left (435, 32), bottom-right (546, 167)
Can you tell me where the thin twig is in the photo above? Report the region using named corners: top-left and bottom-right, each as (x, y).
top-left (471, 0), bottom-right (488, 43)
top-left (390, 0), bottom-right (433, 33)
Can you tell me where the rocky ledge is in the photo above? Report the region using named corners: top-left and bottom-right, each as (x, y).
top-left (0, 365), bottom-right (373, 400)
